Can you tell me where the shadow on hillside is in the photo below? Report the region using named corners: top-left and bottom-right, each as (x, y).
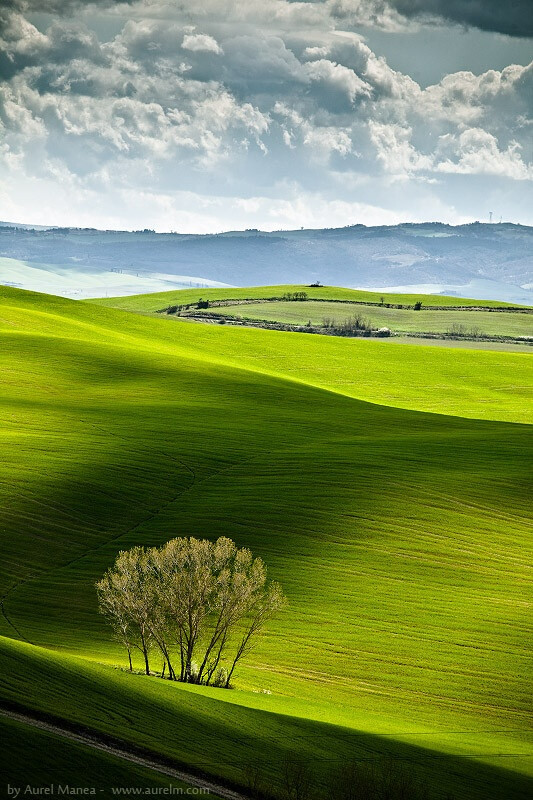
top-left (0, 640), bottom-right (531, 800)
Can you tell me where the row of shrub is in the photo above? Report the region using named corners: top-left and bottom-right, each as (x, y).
top-left (322, 314), bottom-right (371, 333)
top-left (445, 323), bottom-right (486, 338)
top-left (282, 291), bottom-right (308, 301)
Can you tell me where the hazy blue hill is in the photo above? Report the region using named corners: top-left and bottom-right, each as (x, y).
top-left (0, 222), bottom-right (531, 302)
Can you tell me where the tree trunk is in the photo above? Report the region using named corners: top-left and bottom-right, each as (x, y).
top-left (185, 607), bottom-right (196, 682)
top-left (140, 632), bottom-right (150, 675)
top-left (184, 635), bottom-right (195, 682)
top-left (206, 634), bottom-right (228, 685)
top-left (160, 641), bottom-right (176, 680)
top-left (178, 630), bottom-right (185, 682)
top-left (226, 628), bottom-right (254, 687)
top-left (225, 661), bottom-right (237, 688)
top-left (225, 645), bottom-right (244, 687)
top-left (197, 610), bottom-right (226, 683)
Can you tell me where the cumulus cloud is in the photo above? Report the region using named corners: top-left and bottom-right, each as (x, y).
top-left (0, 0), bottom-right (531, 230)
top-left (3, 0), bottom-right (532, 38)
top-left (435, 128), bottom-right (533, 180)
top-left (303, 45), bottom-right (329, 58)
top-left (369, 122), bottom-right (433, 176)
top-left (182, 32), bottom-right (223, 55)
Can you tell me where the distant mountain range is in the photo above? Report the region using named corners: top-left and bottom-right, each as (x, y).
top-left (0, 221), bottom-right (532, 303)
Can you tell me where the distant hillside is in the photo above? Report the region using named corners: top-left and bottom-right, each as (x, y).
top-left (0, 222), bottom-right (531, 303)
top-left (0, 220), bottom-right (59, 231)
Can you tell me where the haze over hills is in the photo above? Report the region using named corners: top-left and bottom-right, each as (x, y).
top-left (0, 221), bottom-right (532, 303)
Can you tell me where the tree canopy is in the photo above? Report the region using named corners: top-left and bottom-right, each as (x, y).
top-left (96, 537), bottom-right (286, 687)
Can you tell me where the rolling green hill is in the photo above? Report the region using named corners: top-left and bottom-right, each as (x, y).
top-left (0, 285), bottom-right (532, 799)
top-left (91, 284), bottom-right (527, 313)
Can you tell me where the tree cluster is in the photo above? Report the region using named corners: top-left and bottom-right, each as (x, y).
top-left (282, 292), bottom-right (308, 301)
top-left (96, 537), bottom-right (286, 687)
top-left (446, 323), bottom-right (484, 338)
top-left (322, 314), bottom-right (371, 334)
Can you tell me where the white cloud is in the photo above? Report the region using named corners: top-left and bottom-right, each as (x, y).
top-left (304, 45), bottom-right (329, 58)
top-left (0, 2), bottom-right (531, 231)
top-left (303, 58), bottom-right (373, 104)
top-left (369, 121), bottom-right (433, 176)
top-left (303, 127), bottom-right (353, 158)
top-left (435, 129), bottom-right (533, 180)
top-left (182, 32), bottom-right (223, 55)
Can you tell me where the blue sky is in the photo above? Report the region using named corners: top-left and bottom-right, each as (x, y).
top-left (0, 1), bottom-right (531, 232)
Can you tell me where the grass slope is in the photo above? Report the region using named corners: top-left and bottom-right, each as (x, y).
top-left (0, 286), bottom-right (531, 799)
top-left (3, 285), bottom-right (529, 421)
top-left (1, 636), bottom-right (532, 800)
top-left (91, 285), bottom-right (527, 313)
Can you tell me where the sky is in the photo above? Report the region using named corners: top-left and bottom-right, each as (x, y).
top-left (0, 1), bottom-right (532, 233)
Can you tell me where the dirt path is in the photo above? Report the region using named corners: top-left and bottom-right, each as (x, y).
top-left (0, 707), bottom-right (248, 800)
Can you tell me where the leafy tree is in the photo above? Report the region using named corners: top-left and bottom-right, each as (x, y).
top-left (96, 570), bottom-right (134, 672)
top-left (96, 537), bottom-right (286, 686)
top-left (224, 579), bottom-right (286, 687)
top-left (96, 547), bottom-right (153, 674)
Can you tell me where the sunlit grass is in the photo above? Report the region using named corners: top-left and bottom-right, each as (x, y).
top-left (0, 285), bottom-right (531, 799)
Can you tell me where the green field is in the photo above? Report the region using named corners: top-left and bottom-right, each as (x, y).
top-left (192, 300), bottom-right (532, 338)
top-left (1, 285), bottom-right (532, 799)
